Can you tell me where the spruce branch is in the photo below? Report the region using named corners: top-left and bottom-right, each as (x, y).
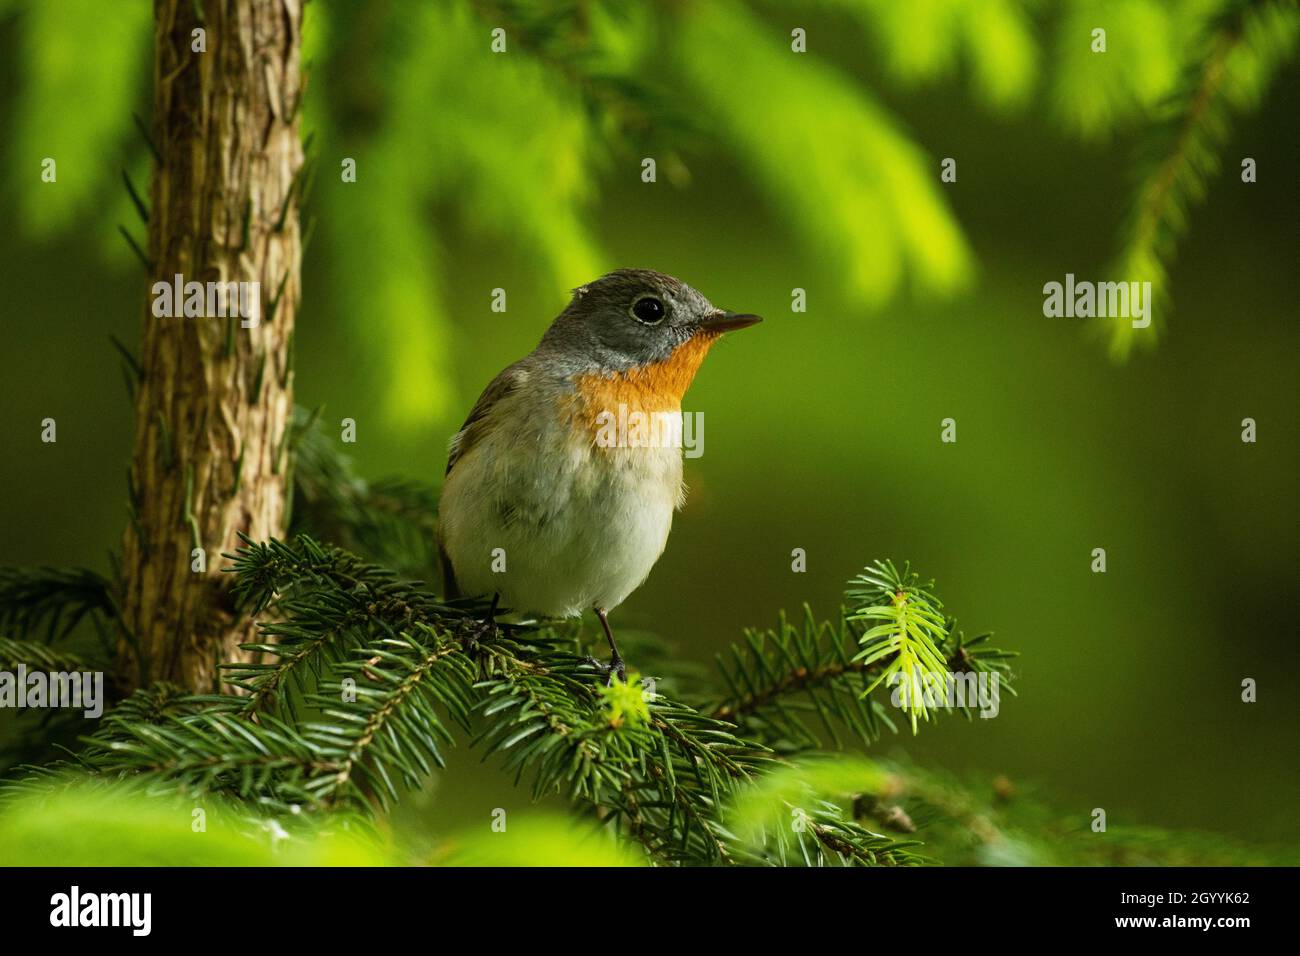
top-left (848, 560), bottom-right (952, 734)
top-left (224, 533), bottom-right (474, 623)
top-left (3, 536), bottom-right (1010, 866)
top-left (710, 606), bottom-right (898, 751)
top-left (473, 637), bottom-right (770, 864)
top-left (220, 533), bottom-right (485, 717)
top-left (301, 627), bottom-right (477, 809)
top-left (710, 565), bottom-right (1015, 748)
top-left (166, 536), bottom-right (768, 845)
top-left (0, 566), bottom-right (116, 648)
top-left (95, 682), bottom-right (199, 737)
top-left (0, 639), bottom-right (100, 773)
top-left (1107, 0), bottom-right (1300, 359)
top-left (0, 637), bottom-right (93, 673)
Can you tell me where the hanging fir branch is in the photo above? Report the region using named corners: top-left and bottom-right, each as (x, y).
top-left (1106, 0), bottom-right (1300, 359)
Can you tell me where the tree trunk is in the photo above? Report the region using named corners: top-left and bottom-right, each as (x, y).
top-left (117, 0), bottom-right (303, 692)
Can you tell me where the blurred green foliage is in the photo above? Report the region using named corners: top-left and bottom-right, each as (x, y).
top-left (11, 0), bottom-right (1293, 415)
top-left (4, 0), bottom-right (150, 250)
top-left (1052, 0), bottom-right (1219, 138)
top-left (5, 756), bottom-right (1285, 867)
top-left (678, 2), bottom-right (974, 306)
top-left (0, 782), bottom-right (391, 867)
top-left (0, 780), bottom-right (650, 866)
top-left (837, 0), bottom-right (1039, 108)
top-left (0, 0), bottom-right (1297, 860)
top-left (437, 814), bottom-right (645, 866)
top-left (1105, 0), bottom-right (1300, 356)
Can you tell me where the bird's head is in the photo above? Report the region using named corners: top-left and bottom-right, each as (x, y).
top-left (539, 269), bottom-right (761, 379)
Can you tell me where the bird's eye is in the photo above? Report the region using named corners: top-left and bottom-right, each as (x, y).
top-left (630, 296), bottom-right (666, 325)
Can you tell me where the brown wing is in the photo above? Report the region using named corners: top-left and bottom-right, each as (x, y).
top-left (439, 362), bottom-right (529, 599)
top-left (444, 361), bottom-right (529, 476)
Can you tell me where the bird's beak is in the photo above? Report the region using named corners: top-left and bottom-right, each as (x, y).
top-left (699, 310), bottom-right (763, 333)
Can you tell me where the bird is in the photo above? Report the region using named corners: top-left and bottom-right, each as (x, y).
top-left (437, 268), bottom-right (761, 681)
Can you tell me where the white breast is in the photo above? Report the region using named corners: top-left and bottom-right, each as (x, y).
top-left (439, 391), bottom-right (683, 618)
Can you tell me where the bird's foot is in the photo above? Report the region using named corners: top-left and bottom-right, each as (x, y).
top-left (458, 609), bottom-right (499, 649)
top-left (606, 652), bottom-right (626, 686)
top-left (582, 653), bottom-right (627, 686)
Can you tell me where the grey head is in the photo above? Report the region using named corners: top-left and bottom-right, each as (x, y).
top-left (535, 268), bottom-right (761, 373)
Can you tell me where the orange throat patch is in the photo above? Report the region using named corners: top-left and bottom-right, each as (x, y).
top-left (571, 332), bottom-right (718, 431)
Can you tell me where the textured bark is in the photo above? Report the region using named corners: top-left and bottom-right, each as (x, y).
top-left (118, 0), bottom-right (303, 692)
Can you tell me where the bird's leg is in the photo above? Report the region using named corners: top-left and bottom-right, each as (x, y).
top-left (595, 607), bottom-right (626, 685)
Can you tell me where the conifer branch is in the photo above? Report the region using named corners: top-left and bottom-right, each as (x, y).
top-left (711, 607), bottom-right (896, 745)
top-left (710, 563), bottom-right (1016, 748)
top-left (1, 535), bottom-right (1009, 866)
top-left (1107, 0), bottom-right (1300, 358)
top-left (0, 638), bottom-right (92, 673)
top-left (0, 566), bottom-right (116, 647)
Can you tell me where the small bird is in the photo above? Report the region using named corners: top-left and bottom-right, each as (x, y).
top-left (438, 269), bottom-right (761, 680)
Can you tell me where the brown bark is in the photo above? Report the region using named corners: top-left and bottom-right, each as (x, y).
top-left (117, 0), bottom-right (303, 692)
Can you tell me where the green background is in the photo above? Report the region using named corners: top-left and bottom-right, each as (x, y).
top-left (0, 1), bottom-right (1296, 849)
